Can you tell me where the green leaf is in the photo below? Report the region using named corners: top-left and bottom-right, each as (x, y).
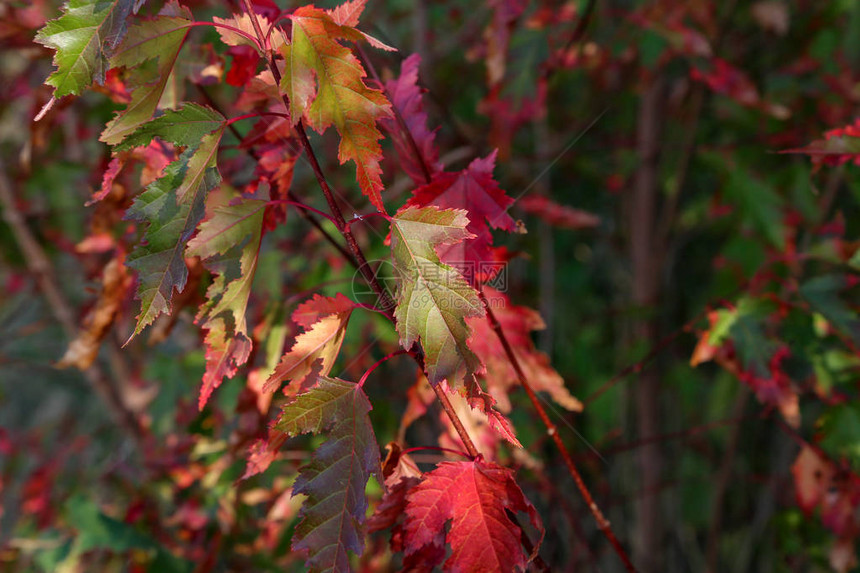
top-left (187, 195), bottom-right (266, 334)
top-left (100, 2), bottom-right (193, 145)
top-left (275, 376), bottom-right (381, 573)
top-left (125, 126), bottom-right (225, 337)
top-left (819, 403), bottom-right (860, 470)
top-left (389, 206), bottom-right (483, 384)
top-left (113, 103), bottom-right (226, 152)
top-left (799, 274), bottom-right (860, 343)
top-left (55, 495), bottom-right (192, 573)
top-left (186, 194), bottom-right (267, 408)
top-left (35, 0), bottom-right (136, 98)
top-left (725, 167), bottom-right (785, 248)
top-left (728, 298), bottom-right (776, 377)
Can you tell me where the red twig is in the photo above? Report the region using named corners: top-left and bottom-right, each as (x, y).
top-left (225, 111), bottom-right (289, 126)
top-left (358, 349), bottom-right (408, 387)
top-left (401, 445), bottom-right (471, 459)
top-left (265, 199), bottom-right (337, 223)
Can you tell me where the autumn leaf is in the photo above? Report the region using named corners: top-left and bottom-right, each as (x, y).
top-left (405, 151), bottom-right (523, 281)
top-left (263, 312), bottom-right (352, 397)
top-left (124, 153), bottom-right (207, 336)
top-left (279, 3), bottom-right (393, 211)
top-left (389, 206), bottom-right (483, 385)
top-left (403, 459), bottom-right (543, 572)
top-left (468, 287), bottom-right (583, 413)
top-left (380, 53), bottom-right (441, 185)
top-left (263, 294), bottom-right (356, 397)
top-left (462, 378), bottom-right (523, 448)
top-left (292, 293), bottom-right (357, 329)
top-left (100, 2), bottom-right (193, 145)
top-left (275, 376), bottom-right (381, 572)
top-left (367, 443), bottom-right (422, 536)
top-left (112, 103), bottom-right (226, 154)
top-left (198, 320), bottom-right (252, 409)
top-left (211, 13), bottom-right (267, 51)
top-left (690, 299), bottom-right (799, 426)
top-left (187, 193), bottom-right (267, 409)
top-left (35, 0), bottom-right (137, 98)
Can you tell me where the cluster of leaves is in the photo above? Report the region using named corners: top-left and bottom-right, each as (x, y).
top-left (20, 0), bottom-right (584, 570)
top-left (2, 0), bottom-right (860, 571)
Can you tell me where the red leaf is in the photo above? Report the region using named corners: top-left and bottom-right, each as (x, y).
top-left (367, 443), bottom-right (421, 538)
top-left (199, 327), bottom-right (252, 410)
top-left (464, 380), bottom-right (522, 448)
top-left (225, 45), bottom-right (260, 87)
top-left (292, 293), bottom-right (357, 329)
top-left (92, 156), bottom-right (124, 204)
top-left (404, 459), bottom-right (543, 572)
top-left (467, 287), bottom-right (583, 414)
top-left (380, 54), bottom-right (441, 184)
top-left (405, 151), bottom-right (522, 282)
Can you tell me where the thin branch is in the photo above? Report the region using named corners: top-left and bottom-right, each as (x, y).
top-left (0, 158), bottom-right (144, 442)
top-left (477, 289), bottom-right (638, 573)
top-left (265, 199), bottom-right (337, 223)
top-left (401, 445), bottom-right (471, 459)
top-left (358, 349), bottom-right (408, 387)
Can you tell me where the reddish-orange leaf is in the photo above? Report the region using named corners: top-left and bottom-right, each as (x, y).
top-left (404, 459), bottom-right (543, 572)
top-left (405, 152), bottom-right (523, 281)
top-left (291, 293), bottom-right (357, 329)
top-left (263, 306), bottom-right (353, 396)
top-left (279, 3), bottom-right (393, 211)
top-left (467, 287), bottom-right (583, 414)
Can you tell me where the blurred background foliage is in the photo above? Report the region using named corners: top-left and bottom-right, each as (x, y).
top-left (1, 0), bottom-right (860, 571)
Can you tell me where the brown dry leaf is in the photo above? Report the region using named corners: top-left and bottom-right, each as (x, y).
top-left (57, 254), bottom-right (132, 370)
